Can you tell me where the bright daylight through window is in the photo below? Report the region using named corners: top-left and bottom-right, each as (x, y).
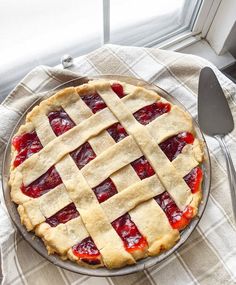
top-left (0, 0), bottom-right (202, 97)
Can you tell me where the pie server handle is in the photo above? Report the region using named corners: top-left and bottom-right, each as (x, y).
top-left (215, 135), bottom-right (236, 221)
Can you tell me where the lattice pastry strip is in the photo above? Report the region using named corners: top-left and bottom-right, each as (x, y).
top-left (10, 82), bottom-right (159, 200)
top-left (11, 108), bottom-right (117, 187)
top-left (11, 86), bottom-right (158, 266)
top-left (9, 80), bottom-right (204, 269)
top-left (18, 116), bottom-right (170, 266)
top-left (96, 81), bottom-right (203, 210)
top-left (88, 130), bottom-right (180, 258)
top-left (23, 128), bottom-right (136, 267)
top-left (94, 82), bottom-right (192, 209)
top-left (14, 94), bottom-right (136, 268)
top-left (18, 184), bottom-right (72, 229)
top-left (81, 85), bottom-right (196, 256)
top-left (34, 128), bottom-right (184, 265)
top-left (13, 84), bottom-right (151, 262)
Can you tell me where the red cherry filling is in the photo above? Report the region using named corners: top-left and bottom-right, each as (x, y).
top-left (70, 142), bottom-right (96, 170)
top-left (111, 82), bottom-right (125, 98)
top-left (81, 93), bottom-right (106, 114)
top-left (48, 109), bottom-right (75, 136)
top-left (154, 191), bottom-right (194, 230)
top-left (184, 166), bottom-right (203, 193)
top-left (21, 166), bottom-right (62, 198)
top-left (107, 123), bottom-right (128, 143)
top-left (12, 131), bottom-right (43, 167)
top-left (93, 178), bottom-right (118, 203)
top-left (131, 156), bottom-right (155, 180)
top-left (134, 102), bottom-right (171, 125)
top-left (159, 132), bottom-right (194, 161)
top-left (46, 203), bottom-right (79, 227)
top-left (112, 213), bottom-right (147, 252)
top-left (72, 237), bottom-right (101, 265)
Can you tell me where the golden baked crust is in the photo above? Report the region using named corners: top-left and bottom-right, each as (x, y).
top-left (9, 79), bottom-right (204, 269)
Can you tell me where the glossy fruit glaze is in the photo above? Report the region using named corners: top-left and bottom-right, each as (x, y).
top-left (73, 214), bottom-right (148, 264)
top-left (92, 178), bottom-right (117, 203)
top-left (12, 131), bottom-right (43, 167)
top-left (153, 165), bottom-right (202, 230)
top-left (112, 213), bottom-right (148, 252)
top-left (80, 82), bottom-right (125, 113)
top-left (72, 237), bottom-right (101, 265)
top-left (46, 203), bottom-right (79, 227)
top-left (111, 82), bottom-right (126, 98)
top-left (48, 109), bottom-right (75, 136)
top-left (15, 110), bottom-right (75, 197)
top-left (13, 89), bottom-right (202, 263)
top-left (134, 102), bottom-right (171, 125)
top-left (159, 132), bottom-right (194, 161)
top-left (184, 166), bottom-right (203, 193)
top-left (49, 110), bottom-right (97, 169)
top-left (81, 93), bottom-right (106, 114)
top-left (131, 156), bottom-right (155, 180)
top-left (154, 191), bottom-right (194, 230)
top-left (73, 180), bottom-right (148, 262)
top-left (21, 166), bottom-right (62, 198)
top-left (70, 142), bottom-right (96, 170)
top-left (107, 122), bottom-right (128, 143)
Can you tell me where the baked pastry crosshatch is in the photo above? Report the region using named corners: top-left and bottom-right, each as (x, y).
top-left (9, 79), bottom-right (204, 269)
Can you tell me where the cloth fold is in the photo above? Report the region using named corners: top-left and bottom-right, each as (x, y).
top-left (0, 44), bottom-right (236, 285)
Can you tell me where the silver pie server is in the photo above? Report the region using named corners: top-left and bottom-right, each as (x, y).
top-left (198, 66), bottom-right (236, 221)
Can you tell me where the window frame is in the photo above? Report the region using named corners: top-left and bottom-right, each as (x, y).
top-left (157, 0), bottom-right (236, 58)
top-left (204, 0), bottom-right (236, 55)
top-left (102, 0), bottom-right (204, 47)
top-left (153, 0), bottom-right (222, 50)
top-left (101, 0), bottom-right (235, 57)
top-left (1, 0), bottom-right (234, 102)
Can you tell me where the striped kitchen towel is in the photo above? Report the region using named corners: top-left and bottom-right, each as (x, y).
top-left (0, 44), bottom-right (236, 285)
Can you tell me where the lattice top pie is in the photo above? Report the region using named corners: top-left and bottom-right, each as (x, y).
top-left (9, 79), bottom-right (204, 269)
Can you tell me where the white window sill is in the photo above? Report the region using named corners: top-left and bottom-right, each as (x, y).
top-left (1, 34), bottom-right (235, 103)
top-left (177, 39), bottom-right (235, 70)
top-left (156, 33), bottom-right (235, 70)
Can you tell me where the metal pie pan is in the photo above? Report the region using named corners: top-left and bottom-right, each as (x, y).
top-left (2, 75), bottom-right (211, 276)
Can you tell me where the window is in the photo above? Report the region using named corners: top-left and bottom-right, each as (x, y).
top-left (109, 0), bottom-right (202, 46)
top-left (0, 0), bottom-right (201, 67)
top-left (0, 0), bottom-right (219, 99)
top-left (0, 0), bottom-right (103, 77)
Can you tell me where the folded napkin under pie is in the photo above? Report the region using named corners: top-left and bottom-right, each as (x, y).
top-left (0, 44), bottom-right (236, 285)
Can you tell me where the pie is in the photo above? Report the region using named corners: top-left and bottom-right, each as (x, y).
top-left (9, 79), bottom-right (204, 269)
